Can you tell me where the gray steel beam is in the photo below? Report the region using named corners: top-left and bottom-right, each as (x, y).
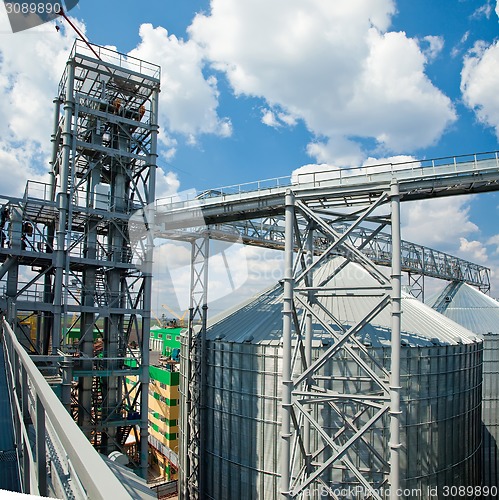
top-left (389, 181), bottom-right (402, 498)
top-left (281, 191), bottom-right (295, 498)
top-left (181, 234), bottom-right (210, 499)
top-left (283, 192), bottom-right (393, 498)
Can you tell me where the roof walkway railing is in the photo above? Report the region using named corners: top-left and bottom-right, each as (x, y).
top-left (0, 318), bottom-right (135, 500)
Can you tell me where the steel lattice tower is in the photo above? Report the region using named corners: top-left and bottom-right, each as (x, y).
top-left (0, 40), bottom-right (159, 478)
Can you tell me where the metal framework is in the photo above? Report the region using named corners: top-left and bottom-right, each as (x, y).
top-left (158, 219), bottom-right (490, 299)
top-left (166, 152), bottom-right (499, 498)
top-left (180, 234), bottom-right (210, 499)
top-left (278, 185), bottom-right (401, 498)
top-left (0, 318), bottom-right (135, 499)
top-left (0, 40), bottom-right (159, 478)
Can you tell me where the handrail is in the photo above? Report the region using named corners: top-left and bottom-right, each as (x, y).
top-left (155, 150), bottom-right (499, 208)
top-left (1, 318), bottom-right (134, 500)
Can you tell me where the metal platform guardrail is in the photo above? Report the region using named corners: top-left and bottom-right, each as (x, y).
top-left (155, 151), bottom-right (499, 226)
top-left (0, 318), bottom-right (135, 500)
top-left (157, 151), bottom-right (499, 204)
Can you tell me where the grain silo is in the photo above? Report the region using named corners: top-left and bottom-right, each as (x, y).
top-left (427, 282), bottom-right (499, 491)
top-left (180, 257), bottom-right (483, 499)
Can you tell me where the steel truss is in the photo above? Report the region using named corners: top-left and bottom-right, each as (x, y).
top-left (278, 183), bottom-right (401, 499)
top-left (0, 40), bottom-right (159, 478)
top-left (156, 218), bottom-right (490, 299)
top-left (180, 234), bottom-right (209, 499)
top-left (173, 219), bottom-right (489, 294)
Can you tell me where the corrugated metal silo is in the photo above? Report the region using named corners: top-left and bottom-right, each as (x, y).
top-left (181, 258), bottom-right (483, 499)
top-left (427, 282), bottom-right (499, 492)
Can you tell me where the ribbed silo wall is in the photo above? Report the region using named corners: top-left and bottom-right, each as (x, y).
top-left (179, 340), bottom-right (483, 499)
top-left (482, 334), bottom-right (499, 490)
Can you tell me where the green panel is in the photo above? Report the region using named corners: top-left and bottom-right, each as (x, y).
top-left (150, 327), bottom-right (182, 353)
top-left (164, 432), bottom-right (177, 441)
top-left (149, 365), bottom-right (180, 386)
top-left (124, 358), bottom-right (138, 368)
top-left (65, 328), bottom-right (102, 340)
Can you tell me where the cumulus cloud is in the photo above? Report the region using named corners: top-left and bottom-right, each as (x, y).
top-left (0, 12), bottom-right (184, 200)
top-left (261, 109), bottom-right (281, 128)
top-left (461, 40), bottom-right (499, 139)
top-left (291, 154), bottom-right (417, 183)
top-left (401, 197), bottom-right (478, 249)
top-left (487, 234), bottom-right (499, 254)
top-left (451, 30), bottom-right (470, 58)
top-left (189, 0), bottom-right (456, 165)
top-left (0, 10), bottom-right (79, 146)
top-left (0, 9), bottom-right (82, 197)
top-left (155, 168), bottom-right (180, 199)
top-left (128, 23), bottom-right (232, 145)
top-left (458, 237), bottom-right (489, 263)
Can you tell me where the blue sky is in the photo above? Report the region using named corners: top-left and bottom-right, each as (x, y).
top-left (1, 0), bottom-right (499, 307)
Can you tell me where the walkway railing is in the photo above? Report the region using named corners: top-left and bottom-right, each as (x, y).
top-left (0, 318), bottom-right (135, 499)
top-left (156, 150), bottom-right (499, 207)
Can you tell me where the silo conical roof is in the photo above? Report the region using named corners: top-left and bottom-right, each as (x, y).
top-left (207, 257), bottom-right (479, 347)
top-left (426, 281), bottom-right (499, 336)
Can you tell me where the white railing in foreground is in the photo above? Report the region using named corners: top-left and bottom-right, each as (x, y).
top-left (1, 318), bottom-right (134, 500)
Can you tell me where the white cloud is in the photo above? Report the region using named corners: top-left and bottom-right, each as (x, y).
top-left (0, 9), bottom-right (81, 196)
top-left (306, 137), bottom-right (364, 168)
top-left (458, 237), bottom-right (489, 263)
top-left (291, 154), bottom-right (417, 183)
top-left (421, 35), bottom-right (444, 62)
top-left (401, 196), bottom-right (478, 248)
top-left (496, 0), bottom-right (499, 18)
top-left (261, 107), bottom-right (298, 128)
top-left (451, 30), bottom-right (470, 58)
top-left (189, 0), bottom-right (456, 165)
top-left (0, 11), bottom-right (81, 149)
top-left (0, 147), bottom-right (50, 199)
top-left (487, 234), bottom-right (499, 254)
top-left (155, 168), bottom-right (180, 199)
top-left (261, 108), bottom-right (280, 128)
top-left (128, 23), bottom-right (232, 145)
top-left (471, 2), bottom-right (493, 19)
top-left (291, 163), bottom-right (341, 184)
top-left (461, 40), bottom-right (499, 139)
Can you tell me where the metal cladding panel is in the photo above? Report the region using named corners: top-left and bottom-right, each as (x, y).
top-left (482, 334), bottom-right (499, 488)
top-left (195, 340), bottom-right (483, 499)
top-left (426, 283), bottom-right (499, 491)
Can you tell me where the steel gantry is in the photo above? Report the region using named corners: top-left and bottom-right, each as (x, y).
top-left (279, 184), bottom-right (402, 498)
top-left (157, 151), bottom-right (499, 499)
top-left (180, 233), bottom-right (210, 499)
top-left (0, 40), bottom-right (160, 478)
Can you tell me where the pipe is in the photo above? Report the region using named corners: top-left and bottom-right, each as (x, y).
top-left (304, 225), bottom-right (313, 488)
top-left (280, 190), bottom-right (294, 498)
top-left (389, 180), bottom-right (402, 499)
top-left (52, 59), bottom-right (75, 354)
